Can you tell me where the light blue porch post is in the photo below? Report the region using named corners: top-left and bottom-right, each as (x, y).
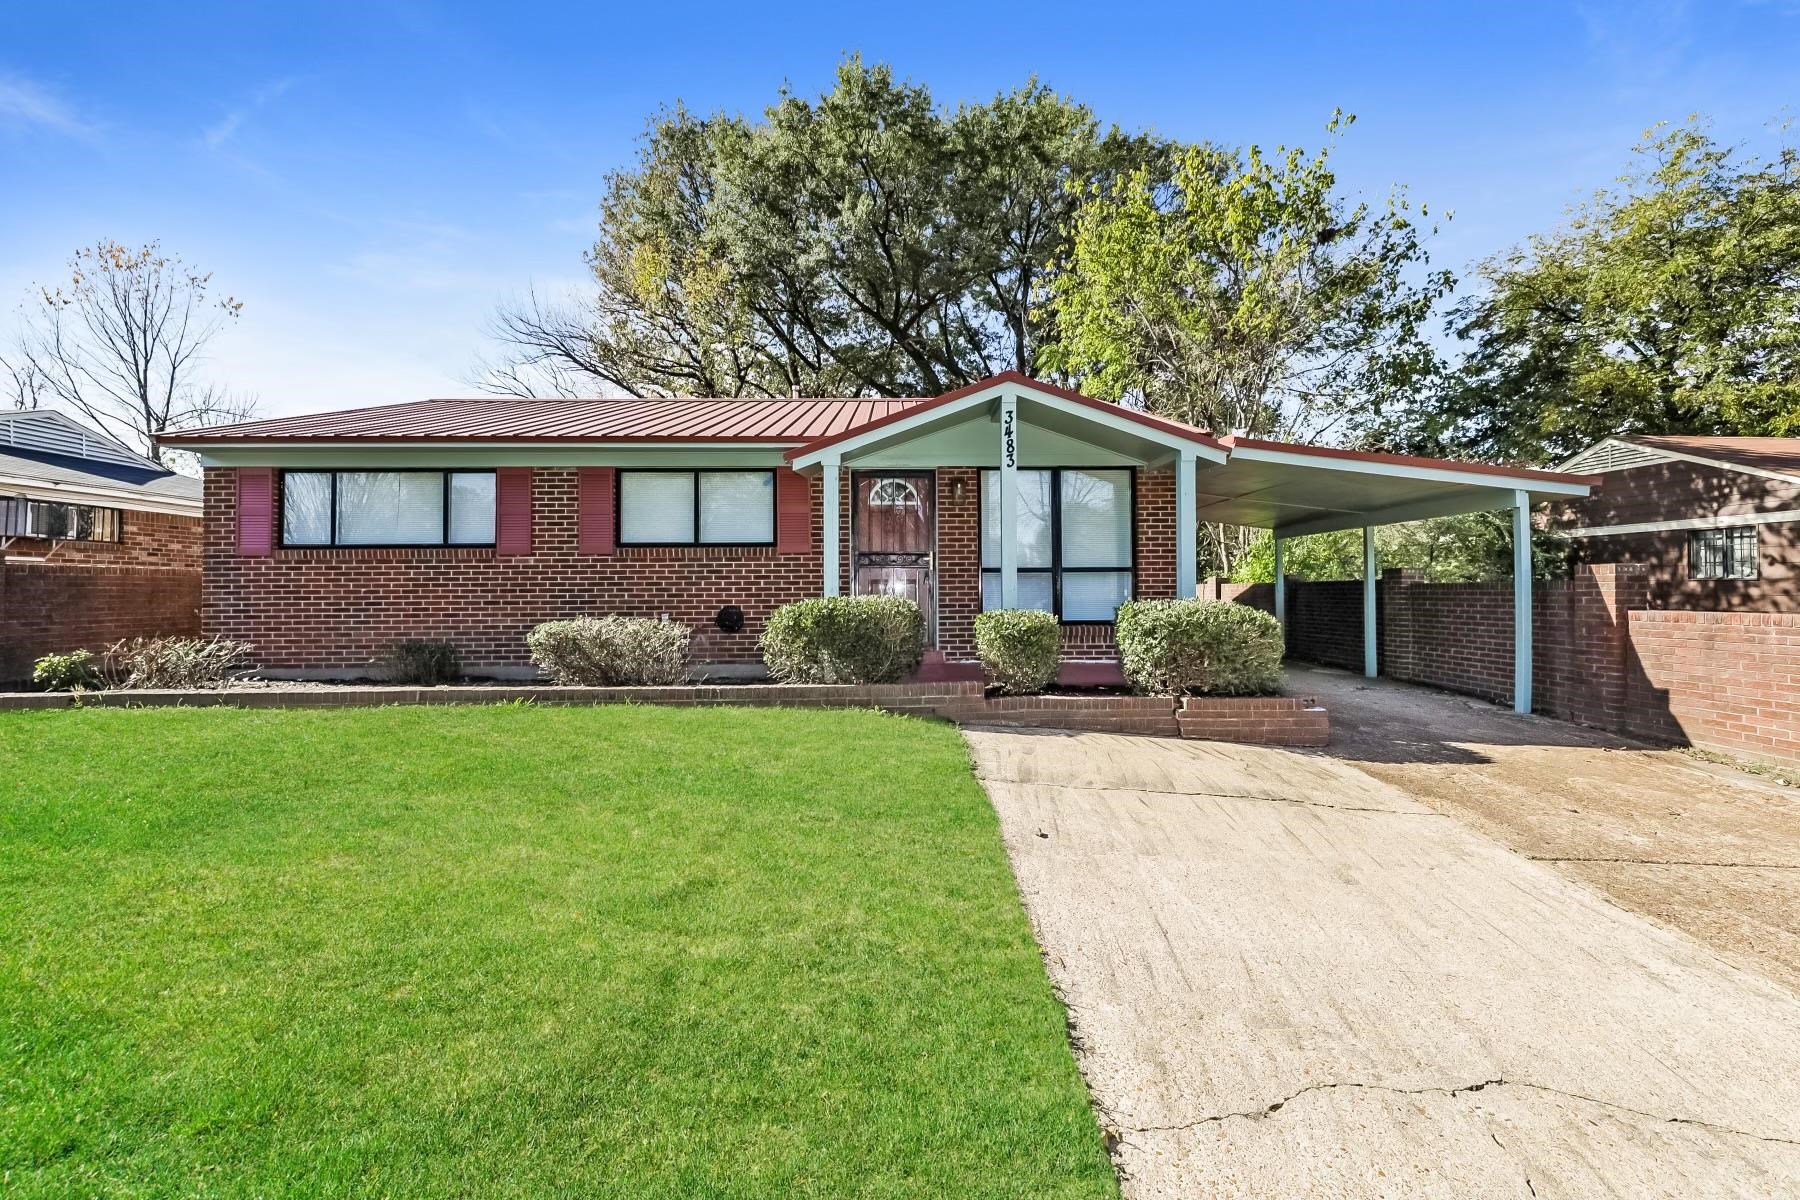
top-left (1175, 449), bottom-right (1198, 597)
top-left (997, 392), bottom-right (1019, 607)
top-left (821, 456), bottom-right (841, 596)
top-left (1513, 488), bottom-right (1533, 714)
top-left (1272, 535), bottom-right (1286, 631)
top-left (1362, 525), bottom-right (1378, 678)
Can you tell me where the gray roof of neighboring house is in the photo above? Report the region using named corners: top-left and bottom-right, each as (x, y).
top-left (0, 411), bottom-right (201, 511)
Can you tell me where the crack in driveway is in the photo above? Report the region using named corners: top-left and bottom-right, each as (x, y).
top-left (983, 777), bottom-right (1448, 818)
top-left (1115, 1077), bottom-right (1800, 1149)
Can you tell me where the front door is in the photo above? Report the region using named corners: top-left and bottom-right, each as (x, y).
top-left (852, 471), bottom-right (936, 644)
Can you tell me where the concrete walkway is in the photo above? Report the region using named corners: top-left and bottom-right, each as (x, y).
top-left (967, 727), bottom-right (1800, 1198)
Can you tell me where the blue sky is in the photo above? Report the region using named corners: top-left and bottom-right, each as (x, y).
top-left (2, 1), bottom-right (1796, 418)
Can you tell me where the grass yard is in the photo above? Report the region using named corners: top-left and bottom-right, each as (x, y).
top-left (0, 704), bottom-right (1115, 1199)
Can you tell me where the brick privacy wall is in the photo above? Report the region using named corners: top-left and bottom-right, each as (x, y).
top-left (1625, 610), bottom-right (1800, 767)
top-left (203, 465), bottom-right (1181, 673)
top-left (0, 562), bottom-right (200, 684)
top-left (1287, 580), bottom-right (1364, 671)
top-left (0, 509), bottom-right (204, 685)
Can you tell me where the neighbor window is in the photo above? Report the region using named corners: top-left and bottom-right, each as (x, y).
top-left (279, 470), bottom-right (496, 546)
top-left (1689, 525), bottom-right (1759, 580)
top-left (618, 470), bottom-right (775, 545)
top-left (980, 468), bottom-right (1133, 621)
top-left (0, 497), bottom-right (122, 542)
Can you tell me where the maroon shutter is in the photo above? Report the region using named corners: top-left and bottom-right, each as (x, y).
top-left (579, 467), bottom-right (616, 554)
top-left (495, 467), bottom-right (533, 555)
top-left (775, 468), bottom-right (813, 554)
top-left (236, 467), bottom-right (274, 556)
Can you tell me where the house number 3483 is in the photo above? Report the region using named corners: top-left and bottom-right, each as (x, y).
top-left (1002, 409), bottom-right (1017, 468)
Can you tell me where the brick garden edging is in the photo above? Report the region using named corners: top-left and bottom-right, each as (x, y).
top-left (0, 680), bottom-right (1330, 746)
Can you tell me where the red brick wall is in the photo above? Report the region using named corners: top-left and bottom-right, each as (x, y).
top-left (1625, 611), bottom-right (1800, 768)
top-left (201, 465), bottom-right (1181, 675)
top-left (0, 509), bottom-right (203, 685)
top-left (0, 562), bottom-right (200, 684)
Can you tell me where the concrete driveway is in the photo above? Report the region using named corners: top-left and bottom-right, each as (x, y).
top-left (967, 727), bottom-right (1800, 1198)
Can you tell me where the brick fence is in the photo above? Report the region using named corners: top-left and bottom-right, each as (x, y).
top-left (1, 507), bottom-right (203, 687)
top-left (1210, 565), bottom-right (1800, 769)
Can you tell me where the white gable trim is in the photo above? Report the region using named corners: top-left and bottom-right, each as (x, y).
top-left (1560, 437), bottom-right (1800, 487)
top-left (786, 379), bottom-right (1227, 469)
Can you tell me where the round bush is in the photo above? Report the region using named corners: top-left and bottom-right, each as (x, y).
top-left (1114, 598), bottom-right (1284, 696)
top-left (759, 596), bottom-right (925, 685)
top-left (974, 609), bottom-right (1062, 694)
top-left (527, 616), bottom-right (692, 686)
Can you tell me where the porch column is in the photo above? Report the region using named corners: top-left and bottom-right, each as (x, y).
top-left (997, 392), bottom-right (1019, 607)
top-left (1362, 525), bottom-right (1378, 678)
top-left (821, 456), bottom-right (841, 596)
top-left (1175, 449), bottom-right (1198, 597)
top-left (1513, 488), bottom-right (1533, 714)
top-left (1272, 534), bottom-right (1286, 631)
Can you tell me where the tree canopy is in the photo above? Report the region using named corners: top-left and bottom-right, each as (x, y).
top-left (480, 57), bottom-right (1167, 398)
top-left (1040, 112), bottom-right (1450, 441)
top-left (1369, 119), bottom-right (1800, 463)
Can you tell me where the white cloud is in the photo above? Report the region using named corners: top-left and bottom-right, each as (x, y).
top-left (203, 77), bottom-right (298, 149)
top-left (0, 71), bottom-right (95, 138)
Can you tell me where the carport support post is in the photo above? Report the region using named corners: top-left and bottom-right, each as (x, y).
top-left (1513, 488), bottom-right (1532, 714)
top-left (1362, 526), bottom-right (1378, 678)
top-left (821, 456), bottom-right (841, 596)
top-left (1272, 535), bottom-right (1286, 631)
top-left (998, 392), bottom-right (1019, 608)
top-left (1175, 449), bottom-right (1198, 597)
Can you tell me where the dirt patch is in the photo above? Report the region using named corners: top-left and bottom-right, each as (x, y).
top-left (1297, 663), bottom-right (1800, 994)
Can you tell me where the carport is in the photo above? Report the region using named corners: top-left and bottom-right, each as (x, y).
top-left (1197, 437), bottom-right (1595, 713)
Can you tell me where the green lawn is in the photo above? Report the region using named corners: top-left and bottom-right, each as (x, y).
top-left (0, 704), bottom-right (1115, 1199)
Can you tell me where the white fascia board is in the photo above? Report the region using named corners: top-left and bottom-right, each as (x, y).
top-left (1563, 508), bottom-right (1800, 538)
top-left (1627, 445), bottom-right (1800, 487)
top-left (0, 473), bottom-right (200, 517)
top-left (1230, 443), bottom-right (1593, 498)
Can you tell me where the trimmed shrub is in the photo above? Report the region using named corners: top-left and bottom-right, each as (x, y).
top-left (1114, 598), bottom-right (1284, 696)
top-left (33, 649), bottom-right (101, 692)
top-left (974, 609), bottom-right (1062, 694)
top-left (760, 596), bottom-right (926, 685)
top-left (99, 636), bottom-right (256, 690)
top-left (527, 616), bottom-right (691, 686)
top-left (382, 640), bottom-right (462, 685)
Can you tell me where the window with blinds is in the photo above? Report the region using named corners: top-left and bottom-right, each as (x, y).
top-left (279, 471), bottom-right (496, 547)
top-left (979, 468), bottom-right (1134, 621)
top-left (0, 497), bottom-right (123, 542)
top-left (617, 471), bottom-right (775, 546)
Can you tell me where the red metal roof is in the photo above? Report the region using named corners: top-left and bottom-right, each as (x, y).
top-left (1623, 435), bottom-right (1800, 480)
top-left (159, 396), bottom-right (928, 445)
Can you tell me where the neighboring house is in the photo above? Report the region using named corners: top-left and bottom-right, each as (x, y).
top-left (0, 410), bottom-right (204, 683)
top-left (159, 373), bottom-right (1590, 693)
top-left (1552, 436), bottom-right (1800, 611)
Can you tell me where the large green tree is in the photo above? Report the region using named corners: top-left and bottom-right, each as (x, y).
top-left (480, 58), bottom-right (1166, 398)
top-left (1377, 119), bottom-right (1800, 463)
top-left (1040, 112), bottom-right (1450, 440)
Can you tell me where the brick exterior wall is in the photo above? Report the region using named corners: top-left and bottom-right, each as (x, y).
top-left (201, 465), bottom-right (1180, 676)
top-left (1547, 458), bottom-right (1800, 612)
top-left (0, 509), bottom-right (203, 685)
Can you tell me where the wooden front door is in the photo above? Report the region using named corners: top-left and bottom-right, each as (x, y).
top-left (852, 472), bottom-right (936, 644)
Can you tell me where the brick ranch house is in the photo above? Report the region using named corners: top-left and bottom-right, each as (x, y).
top-left (1552, 435), bottom-right (1800, 612)
top-left (1, 410), bottom-right (203, 685)
top-left (159, 373), bottom-right (1593, 696)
